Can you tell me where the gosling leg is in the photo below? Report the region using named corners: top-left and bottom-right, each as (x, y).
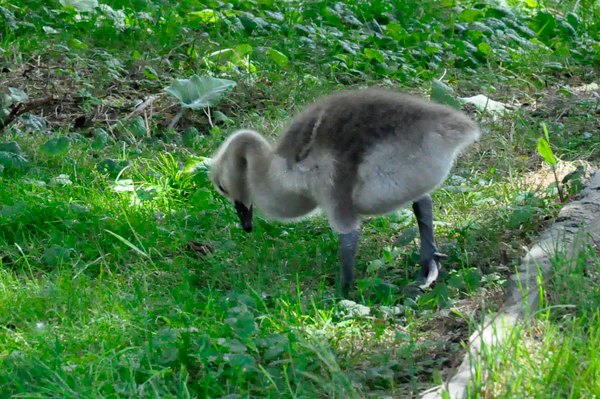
top-left (412, 194), bottom-right (447, 288)
top-left (339, 230), bottom-right (359, 295)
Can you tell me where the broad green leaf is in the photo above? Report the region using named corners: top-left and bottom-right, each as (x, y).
top-left (0, 151), bottom-right (28, 170)
top-left (144, 66), bottom-right (158, 79)
top-left (463, 268), bottom-right (482, 289)
top-left (42, 245), bottom-right (73, 266)
top-left (338, 299), bottom-right (371, 317)
top-left (507, 206), bottom-right (537, 228)
top-left (256, 333), bottom-right (288, 348)
top-left (374, 282), bottom-right (400, 299)
top-left (343, 14), bottom-right (362, 27)
top-left (164, 75), bottom-right (237, 110)
top-left (225, 354), bottom-right (257, 372)
top-left (562, 165), bottom-right (586, 184)
top-left (264, 343), bottom-right (285, 360)
top-left (223, 292), bottom-right (257, 311)
top-left (537, 138), bottom-right (556, 165)
top-left (59, 0), bottom-right (98, 12)
top-left (97, 159), bottom-right (117, 174)
top-left (363, 48), bottom-right (385, 63)
top-left (566, 12), bottom-right (581, 30)
top-left (235, 44), bottom-right (253, 58)
top-left (477, 42), bottom-right (491, 54)
top-left (9, 87), bottom-right (28, 103)
top-left (393, 226), bottom-right (419, 247)
top-left (152, 326), bottom-right (178, 346)
top-left (337, 39), bottom-right (357, 54)
top-left (183, 155), bottom-right (210, 174)
top-left (92, 129), bottom-right (109, 149)
top-left (0, 6), bottom-right (17, 30)
top-left (447, 274), bottom-right (465, 290)
top-left (182, 126), bottom-right (199, 147)
top-left (267, 49), bottom-right (289, 66)
top-left (69, 203), bottom-right (90, 213)
top-left (559, 20), bottom-right (576, 37)
top-left (366, 259), bottom-right (385, 273)
top-left (433, 369), bottom-right (444, 385)
top-left (128, 116), bottom-right (147, 138)
top-left (384, 22), bottom-right (408, 41)
top-left (158, 347), bottom-right (178, 364)
top-left (430, 79), bottom-right (461, 110)
top-left (96, 159), bottom-right (129, 175)
top-left (190, 9), bottom-right (219, 23)
top-left (265, 10), bottom-right (284, 21)
top-left (544, 62), bottom-right (563, 70)
top-left (225, 312), bottom-right (260, 339)
top-left (0, 91), bottom-right (12, 107)
top-left (99, 4), bottom-right (126, 29)
top-left (191, 188), bottom-right (216, 210)
top-left (486, 6), bottom-right (515, 19)
top-left (517, 25), bottom-right (536, 38)
top-left (535, 11), bottom-right (556, 37)
top-left (213, 111), bottom-right (233, 124)
top-left (19, 114), bottom-right (46, 132)
top-left (0, 141), bottom-right (23, 155)
top-left (222, 338), bottom-right (247, 353)
top-left (68, 39), bottom-right (88, 49)
top-left (420, 283), bottom-right (451, 308)
top-left (136, 187), bottom-right (158, 201)
top-left (40, 137), bottom-right (70, 156)
top-left (68, 132), bottom-right (87, 143)
top-left (239, 11), bottom-right (268, 33)
top-left (459, 9), bottom-right (482, 23)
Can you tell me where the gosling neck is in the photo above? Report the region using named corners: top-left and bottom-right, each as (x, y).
top-left (237, 131), bottom-right (272, 174)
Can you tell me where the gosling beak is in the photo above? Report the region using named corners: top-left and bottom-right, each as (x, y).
top-left (234, 201), bottom-right (253, 232)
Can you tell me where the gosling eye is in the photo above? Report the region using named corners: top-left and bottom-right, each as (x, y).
top-left (218, 184), bottom-right (228, 195)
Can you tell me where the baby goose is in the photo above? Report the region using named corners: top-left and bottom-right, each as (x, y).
top-left (210, 87), bottom-right (480, 295)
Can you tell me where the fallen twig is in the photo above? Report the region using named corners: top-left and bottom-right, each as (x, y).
top-left (166, 107), bottom-right (187, 133)
top-left (108, 94), bottom-right (161, 132)
top-left (0, 95), bottom-right (54, 131)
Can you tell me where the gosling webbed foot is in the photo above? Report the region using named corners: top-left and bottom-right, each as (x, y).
top-left (416, 251), bottom-right (448, 289)
top-left (338, 230), bottom-right (359, 296)
top-left (412, 194), bottom-right (445, 289)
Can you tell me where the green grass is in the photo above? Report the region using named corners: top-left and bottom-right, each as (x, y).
top-left (469, 244), bottom-right (600, 398)
top-left (1, 0), bottom-right (600, 397)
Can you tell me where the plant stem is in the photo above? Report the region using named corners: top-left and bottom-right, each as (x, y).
top-left (167, 108), bottom-right (186, 132)
top-left (551, 165), bottom-right (565, 203)
top-left (204, 105), bottom-right (214, 128)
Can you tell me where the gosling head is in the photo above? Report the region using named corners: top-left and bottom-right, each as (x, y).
top-left (210, 130), bottom-right (256, 232)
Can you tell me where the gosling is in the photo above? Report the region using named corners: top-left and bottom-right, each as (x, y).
top-left (209, 87), bottom-right (480, 295)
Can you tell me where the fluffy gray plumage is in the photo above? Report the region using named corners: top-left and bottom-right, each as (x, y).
top-left (209, 87), bottom-right (480, 294)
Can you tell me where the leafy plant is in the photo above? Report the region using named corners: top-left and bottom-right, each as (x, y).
top-left (164, 74), bottom-right (236, 132)
top-left (430, 79), bottom-right (460, 109)
top-left (40, 137), bottom-right (70, 157)
top-left (0, 141), bottom-right (28, 171)
top-left (537, 122), bottom-right (565, 202)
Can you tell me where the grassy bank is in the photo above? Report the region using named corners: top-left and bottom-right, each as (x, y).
top-left (1, 0), bottom-right (600, 397)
